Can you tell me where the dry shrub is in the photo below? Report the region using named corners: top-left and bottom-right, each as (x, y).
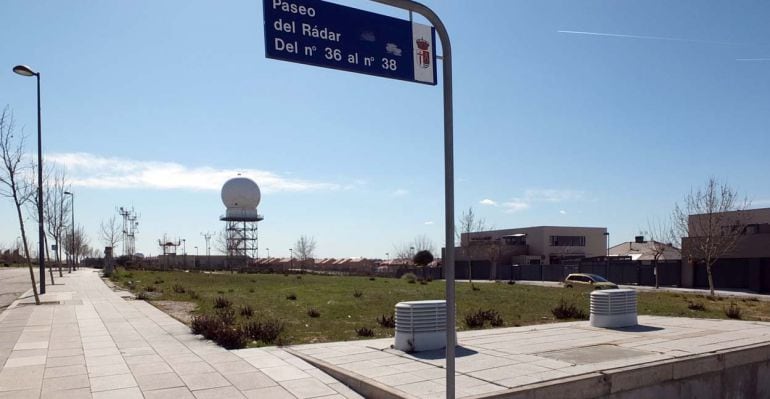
top-left (551, 298), bottom-right (587, 320)
top-left (356, 327), bottom-right (374, 337)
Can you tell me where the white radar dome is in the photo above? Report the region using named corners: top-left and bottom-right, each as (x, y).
top-left (221, 177), bottom-right (261, 210)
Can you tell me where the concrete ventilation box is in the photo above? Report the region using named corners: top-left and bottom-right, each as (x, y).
top-left (394, 300), bottom-right (447, 352)
top-left (590, 289), bottom-right (638, 328)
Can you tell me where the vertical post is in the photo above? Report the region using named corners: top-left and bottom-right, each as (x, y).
top-left (71, 193), bottom-right (75, 270)
top-left (604, 231), bottom-right (610, 278)
top-left (370, 2), bottom-right (453, 396)
top-left (36, 73), bottom-right (45, 294)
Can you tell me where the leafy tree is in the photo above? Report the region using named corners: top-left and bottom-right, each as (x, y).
top-left (413, 250), bottom-right (434, 279)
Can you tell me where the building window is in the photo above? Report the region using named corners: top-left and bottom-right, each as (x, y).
top-left (549, 235), bottom-right (586, 247)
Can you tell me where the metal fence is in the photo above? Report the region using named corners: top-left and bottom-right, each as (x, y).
top-left (452, 259), bottom-right (682, 287)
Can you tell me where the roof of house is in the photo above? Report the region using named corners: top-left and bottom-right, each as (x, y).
top-left (609, 240), bottom-right (681, 261)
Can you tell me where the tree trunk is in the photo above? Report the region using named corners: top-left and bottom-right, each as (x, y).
top-left (45, 234), bottom-right (54, 285)
top-left (467, 260), bottom-right (472, 284)
top-left (14, 200), bottom-right (40, 305)
top-left (653, 258), bottom-right (659, 289)
top-left (490, 261), bottom-right (497, 281)
top-left (706, 258), bottom-right (715, 297)
top-left (55, 238), bottom-right (63, 277)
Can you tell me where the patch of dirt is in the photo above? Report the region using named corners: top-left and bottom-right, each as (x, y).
top-left (151, 300), bottom-right (197, 325)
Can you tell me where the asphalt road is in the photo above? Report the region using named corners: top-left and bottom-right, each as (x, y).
top-left (0, 267), bottom-right (36, 310)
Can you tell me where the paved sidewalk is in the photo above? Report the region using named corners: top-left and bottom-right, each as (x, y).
top-left (0, 269), bottom-right (361, 399)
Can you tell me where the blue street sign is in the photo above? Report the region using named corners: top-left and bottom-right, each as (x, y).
top-left (263, 0), bottom-right (437, 85)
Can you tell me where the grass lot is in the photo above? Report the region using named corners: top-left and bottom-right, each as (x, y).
top-left (109, 268), bottom-right (770, 346)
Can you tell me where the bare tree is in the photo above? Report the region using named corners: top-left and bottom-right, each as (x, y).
top-left (482, 240), bottom-right (502, 280)
top-left (44, 164), bottom-right (70, 277)
top-left (294, 235), bottom-right (317, 272)
top-left (411, 234), bottom-right (434, 253)
top-left (641, 218), bottom-right (674, 289)
top-left (0, 107), bottom-right (40, 304)
top-left (100, 215), bottom-right (121, 249)
top-left (64, 225), bottom-right (89, 265)
top-left (391, 243), bottom-right (415, 262)
top-left (457, 207), bottom-right (487, 283)
top-left (672, 178), bottom-right (750, 296)
top-left (392, 235), bottom-right (435, 264)
top-left (25, 160), bottom-right (57, 284)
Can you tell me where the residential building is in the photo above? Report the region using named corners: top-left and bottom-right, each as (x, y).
top-left (681, 207), bottom-right (770, 292)
top-left (448, 226), bottom-right (607, 280)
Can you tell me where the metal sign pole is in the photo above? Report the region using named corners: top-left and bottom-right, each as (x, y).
top-left (369, 1), bottom-right (454, 397)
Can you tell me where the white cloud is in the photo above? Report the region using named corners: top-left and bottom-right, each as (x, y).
top-left (479, 199), bottom-right (497, 206)
top-left (559, 210), bottom-right (567, 215)
top-left (391, 188), bottom-right (409, 197)
top-left (47, 152), bottom-right (344, 193)
top-left (524, 189), bottom-right (584, 203)
top-left (502, 201), bottom-right (530, 213)
top-left (424, 221), bottom-right (434, 225)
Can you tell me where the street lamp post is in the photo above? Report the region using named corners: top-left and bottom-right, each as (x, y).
top-left (64, 191), bottom-right (75, 272)
top-left (604, 231), bottom-right (610, 277)
top-left (289, 248), bottom-right (294, 271)
top-left (15, 65), bottom-right (46, 293)
top-left (195, 246), bottom-right (198, 256)
top-left (266, 248), bottom-right (270, 260)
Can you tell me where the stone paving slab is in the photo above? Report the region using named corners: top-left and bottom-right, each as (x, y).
top-left (288, 316), bottom-right (770, 398)
top-left (0, 269), bottom-right (363, 399)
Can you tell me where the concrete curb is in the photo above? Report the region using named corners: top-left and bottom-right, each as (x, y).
top-left (285, 347), bottom-right (418, 399)
top-left (462, 342), bottom-right (770, 399)
top-left (0, 288), bottom-right (33, 323)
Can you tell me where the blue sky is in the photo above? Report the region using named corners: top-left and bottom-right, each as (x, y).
top-left (1, 0), bottom-right (769, 259)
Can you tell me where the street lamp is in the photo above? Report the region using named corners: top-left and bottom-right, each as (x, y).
top-left (603, 231), bottom-right (610, 277)
top-left (64, 191), bottom-right (74, 272)
top-left (266, 248), bottom-right (270, 259)
top-left (14, 64), bottom-right (46, 293)
top-left (289, 248), bottom-right (294, 271)
top-left (195, 246), bottom-right (198, 256)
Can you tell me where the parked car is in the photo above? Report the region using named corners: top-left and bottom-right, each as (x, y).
top-left (563, 273), bottom-right (618, 289)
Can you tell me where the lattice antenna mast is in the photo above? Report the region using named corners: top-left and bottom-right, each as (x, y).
top-left (201, 232), bottom-right (213, 257)
top-left (117, 206), bottom-right (140, 257)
